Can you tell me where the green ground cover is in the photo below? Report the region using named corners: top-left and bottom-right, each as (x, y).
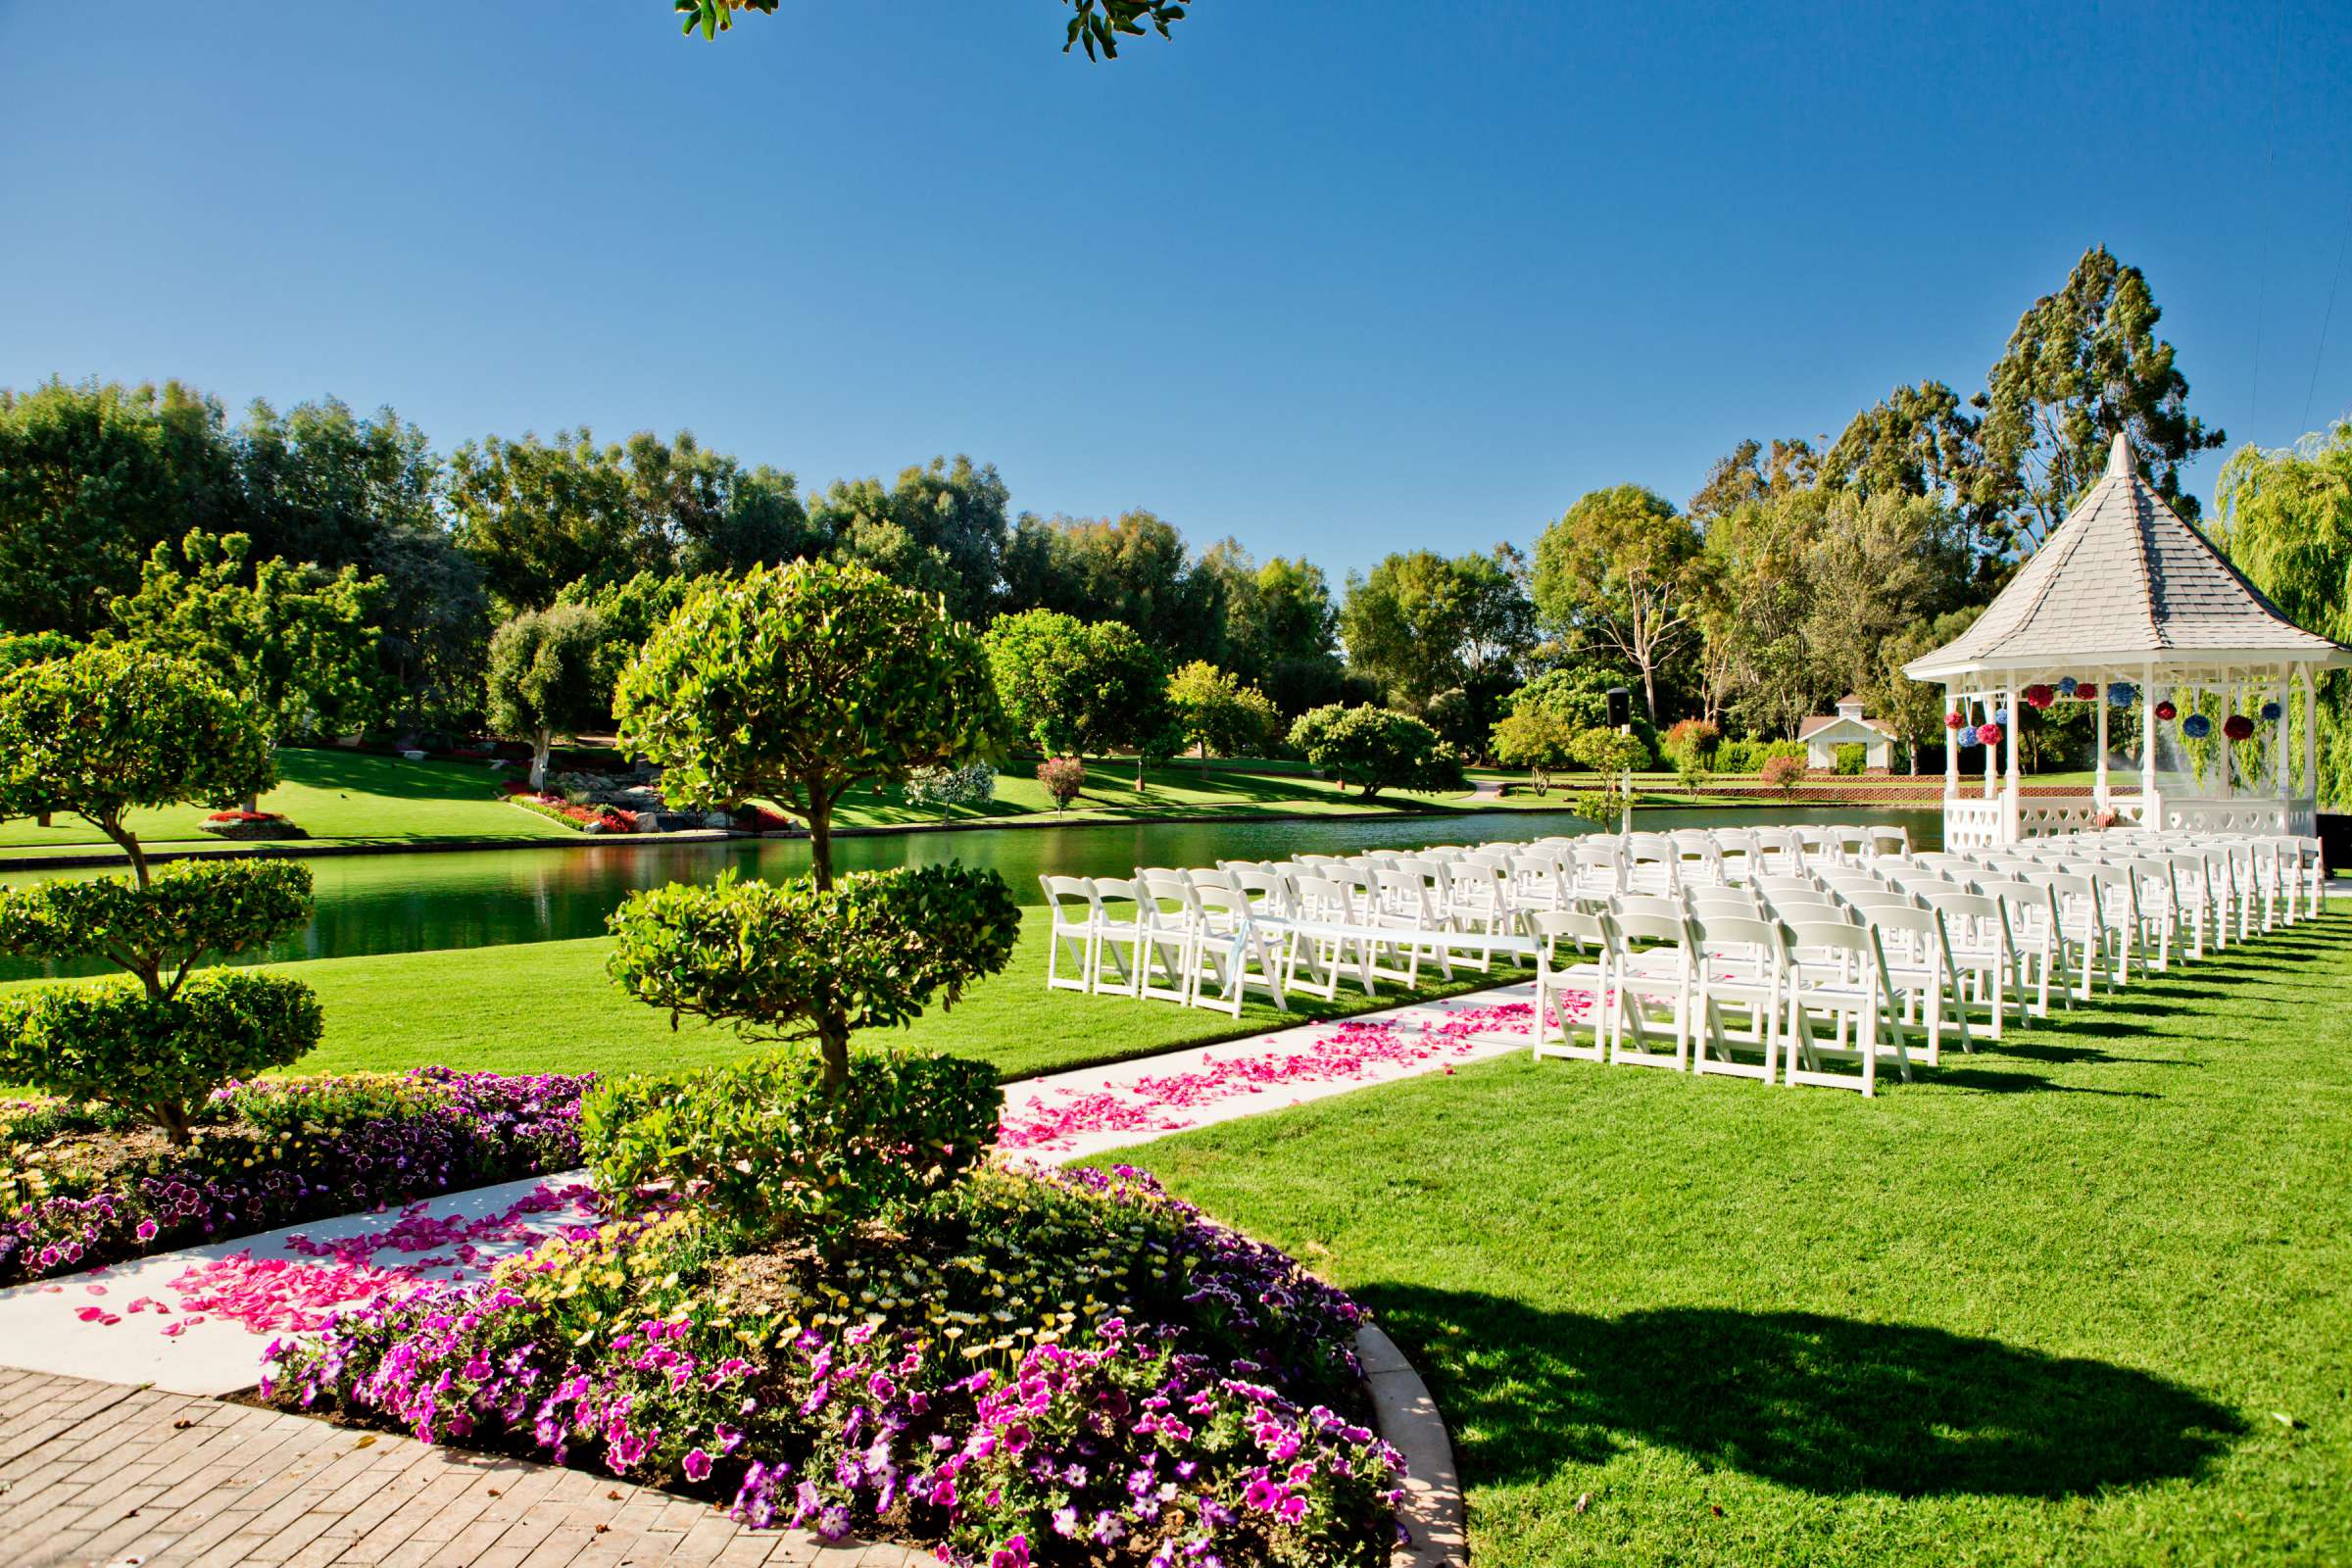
top-left (1122, 911), bottom-right (2352, 1567)
top-left (0, 908), bottom-right (1526, 1085)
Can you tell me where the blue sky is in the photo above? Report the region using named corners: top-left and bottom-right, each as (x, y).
top-left (3, 1), bottom-right (2347, 574)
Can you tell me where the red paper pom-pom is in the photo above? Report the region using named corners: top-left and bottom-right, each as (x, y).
top-left (2023, 684), bottom-right (2055, 710)
top-left (1977, 722), bottom-right (2003, 746)
top-left (2223, 713), bottom-right (2254, 742)
top-left (2155, 700), bottom-right (2178, 722)
top-left (2076, 683), bottom-right (2098, 702)
top-left (1944, 711), bottom-right (1964, 729)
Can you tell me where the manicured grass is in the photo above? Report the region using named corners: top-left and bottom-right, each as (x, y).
top-left (0, 909), bottom-right (1524, 1086)
top-left (0, 748), bottom-right (577, 852)
top-left (1120, 913), bottom-right (2352, 1567)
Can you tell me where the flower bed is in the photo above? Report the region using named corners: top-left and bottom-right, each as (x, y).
top-left (198, 809), bottom-right (308, 841)
top-left (733, 803), bottom-right (795, 834)
top-left (0, 1068), bottom-right (591, 1286)
top-left (508, 792), bottom-right (639, 835)
top-left (265, 1163), bottom-right (1407, 1567)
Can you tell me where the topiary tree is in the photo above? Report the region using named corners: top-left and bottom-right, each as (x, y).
top-left (615, 560), bottom-right (1001, 886)
top-left (607, 864), bottom-right (1020, 1084)
top-left (0, 644), bottom-right (275, 884)
top-left (486, 602), bottom-right (607, 792)
top-left (0, 646), bottom-right (320, 1141)
top-left (1489, 707), bottom-right (1578, 795)
top-left (1287, 704), bottom-right (1465, 799)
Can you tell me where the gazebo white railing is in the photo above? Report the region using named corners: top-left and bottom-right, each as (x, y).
top-left (1905, 435), bottom-right (2350, 847)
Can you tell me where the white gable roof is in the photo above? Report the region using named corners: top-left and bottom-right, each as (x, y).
top-left (1904, 435), bottom-right (2351, 680)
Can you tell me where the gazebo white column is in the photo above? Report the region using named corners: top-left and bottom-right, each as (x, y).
top-left (1944, 685), bottom-right (1959, 800)
top-left (2093, 685), bottom-right (2110, 808)
top-left (2303, 667), bottom-right (2321, 814)
top-left (2140, 668), bottom-right (2159, 826)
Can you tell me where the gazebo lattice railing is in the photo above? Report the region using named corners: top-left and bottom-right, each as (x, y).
top-left (1904, 435), bottom-right (2350, 848)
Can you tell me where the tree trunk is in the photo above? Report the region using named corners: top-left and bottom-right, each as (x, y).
top-left (242, 790), bottom-right (262, 814)
top-left (816, 1013), bottom-right (852, 1086)
top-left (103, 820), bottom-right (151, 892)
top-left (1135, 754), bottom-right (1147, 791)
top-left (807, 797), bottom-right (835, 890)
top-left (155, 1099), bottom-right (194, 1147)
top-left (530, 728), bottom-right (551, 792)
top-left (1199, 740), bottom-right (1209, 777)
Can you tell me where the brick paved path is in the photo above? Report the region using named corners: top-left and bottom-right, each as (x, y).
top-left (0, 1368), bottom-right (922, 1568)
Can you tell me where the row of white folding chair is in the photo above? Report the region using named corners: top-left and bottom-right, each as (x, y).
top-left (1041, 872), bottom-right (1289, 1015)
top-left (1531, 905), bottom-right (1918, 1095)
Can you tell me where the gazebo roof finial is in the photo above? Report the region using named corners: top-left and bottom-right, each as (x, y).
top-left (2106, 430), bottom-right (2132, 478)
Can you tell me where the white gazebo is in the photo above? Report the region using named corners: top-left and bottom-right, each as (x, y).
top-left (1904, 433), bottom-right (2352, 848)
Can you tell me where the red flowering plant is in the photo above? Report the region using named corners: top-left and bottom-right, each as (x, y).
top-left (509, 793), bottom-right (637, 834)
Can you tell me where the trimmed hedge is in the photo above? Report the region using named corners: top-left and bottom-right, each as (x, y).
top-left (581, 1048), bottom-right (1001, 1239)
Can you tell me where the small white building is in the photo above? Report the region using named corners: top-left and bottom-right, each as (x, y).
top-left (1799, 696), bottom-right (1895, 771)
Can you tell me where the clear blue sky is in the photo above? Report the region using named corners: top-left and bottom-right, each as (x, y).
top-left (3, 1), bottom-right (2347, 575)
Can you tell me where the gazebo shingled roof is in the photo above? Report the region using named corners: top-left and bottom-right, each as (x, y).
top-left (1902, 433), bottom-right (2351, 680)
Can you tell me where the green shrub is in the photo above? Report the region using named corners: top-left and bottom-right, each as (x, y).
top-left (1490, 708), bottom-right (1577, 794)
top-left (0, 971), bottom-right (322, 1140)
top-left (1569, 725), bottom-right (1650, 776)
top-left (606, 864), bottom-right (1020, 1081)
top-left (1288, 704), bottom-right (1464, 798)
top-left (1834, 742), bottom-right (1869, 775)
top-left (581, 1049), bottom-right (1000, 1238)
top-left (1719, 737), bottom-right (1804, 775)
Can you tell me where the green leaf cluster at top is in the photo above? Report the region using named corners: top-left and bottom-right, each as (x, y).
top-left (0, 644), bottom-right (275, 879)
top-left (614, 560), bottom-right (1001, 882)
top-left (0, 858), bottom-right (313, 1002)
top-left (606, 862), bottom-right (1020, 1080)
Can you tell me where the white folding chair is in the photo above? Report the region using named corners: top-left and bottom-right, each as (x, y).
top-left (1691, 912), bottom-right (1787, 1084)
top-left (1530, 908), bottom-right (1612, 1063)
top-left (1608, 908), bottom-right (1695, 1071)
top-left (1782, 917), bottom-right (1911, 1098)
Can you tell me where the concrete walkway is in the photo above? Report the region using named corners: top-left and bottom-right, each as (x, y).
top-left (0, 1366), bottom-right (924, 1568)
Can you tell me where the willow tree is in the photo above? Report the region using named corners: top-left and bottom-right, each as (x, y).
top-left (2214, 419), bottom-right (2352, 805)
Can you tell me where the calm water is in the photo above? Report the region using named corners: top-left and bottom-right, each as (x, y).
top-left (0, 806), bottom-right (1939, 978)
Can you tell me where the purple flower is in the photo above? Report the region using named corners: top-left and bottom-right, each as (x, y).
top-left (682, 1447), bottom-right (712, 1483)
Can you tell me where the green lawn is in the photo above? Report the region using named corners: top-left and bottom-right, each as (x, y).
top-left (1119, 913), bottom-right (2352, 1567)
top-left (0, 749), bottom-right (1750, 866)
top-left (0, 909), bottom-right (1527, 1087)
top-left (0, 748), bottom-right (577, 852)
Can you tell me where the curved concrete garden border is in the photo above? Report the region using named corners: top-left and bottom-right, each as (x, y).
top-left (1358, 1324), bottom-right (1470, 1567)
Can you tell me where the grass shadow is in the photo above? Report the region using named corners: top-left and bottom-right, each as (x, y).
top-left (1368, 1289), bottom-right (2242, 1499)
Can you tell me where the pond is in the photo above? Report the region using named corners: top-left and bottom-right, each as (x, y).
top-left (0, 805), bottom-right (1940, 978)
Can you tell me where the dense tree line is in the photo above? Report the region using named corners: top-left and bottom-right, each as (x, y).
top-left (0, 387), bottom-right (1346, 744)
top-left (3, 245), bottom-right (2285, 782)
